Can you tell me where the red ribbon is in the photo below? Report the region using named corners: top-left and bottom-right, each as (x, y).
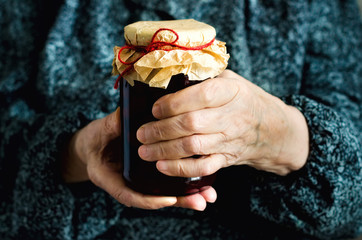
top-left (114, 28), bottom-right (215, 89)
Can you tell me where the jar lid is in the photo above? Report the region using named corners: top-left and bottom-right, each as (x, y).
top-left (124, 19), bottom-right (216, 48)
top-left (112, 19), bottom-right (229, 89)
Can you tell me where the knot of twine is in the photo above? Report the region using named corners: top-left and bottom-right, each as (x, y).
top-left (114, 28), bottom-right (215, 89)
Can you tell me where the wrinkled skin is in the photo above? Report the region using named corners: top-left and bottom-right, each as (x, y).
top-left (62, 70), bottom-right (309, 211)
top-left (138, 70), bottom-right (308, 177)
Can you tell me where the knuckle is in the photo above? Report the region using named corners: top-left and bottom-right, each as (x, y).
top-left (103, 115), bottom-right (114, 134)
top-left (182, 136), bottom-right (202, 155)
top-left (158, 143), bottom-right (167, 158)
top-left (114, 190), bottom-right (132, 207)
top-left (199, 162), bottom-right (213, 176)
top-left (176, 161), bottom-right (187, 176)
top-left (222, 152), bottom-right (236, 167)
top-left (190, 136), bottom-right (203, 154)
top-left (201, 154), bottom-right (226, 176)
top-left (200, 80), bottom-right (218, 104)
top-left (151, 122), bottom-right (164, 140)
top-left (182, 112), bottom-right (201, 132)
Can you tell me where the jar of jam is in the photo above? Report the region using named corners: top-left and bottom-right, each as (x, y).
top-left (112, 19), bottom-right (229, 196)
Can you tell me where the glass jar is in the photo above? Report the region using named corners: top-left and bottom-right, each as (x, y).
top-left (120, 74), bottom-right (216, 196)
top-left (113, 19), bottom-right (229, 196)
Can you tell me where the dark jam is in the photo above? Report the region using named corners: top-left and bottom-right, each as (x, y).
top-left (120, 74), bottom-right (216, 196)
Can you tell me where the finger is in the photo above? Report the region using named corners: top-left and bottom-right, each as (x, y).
top-left (137, 108), bottom-right (226, 144)
top-left (138, 133), bottom-right (226, 161)
top-left (174, 193), bottom-right (207, 211)
top-left (156, 154), bottom-right (226, 178)
top-left (88, 163), bottom-right (177, 209)
top-left (173, 187), bottom-right (217, 211)
top-left (102, 107), bottom-right (121, 141)
top-left (90, 107), bottom-right (121, 144)
top-left (152, 77), bottom-right (239, 119)
top-left (199, 186), bottom-right (217, 203)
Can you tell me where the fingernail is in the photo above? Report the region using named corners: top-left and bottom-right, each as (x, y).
top-left (136, 126), bottom-right (146, 143)
top-left (195, 202), bottom-right (207, 211)
top-left (166, 197), bottom-right (177, 205)
top-left (156, 161), bottom-right (168, 173)
top-left (138, 145), bottom-right (149, 160)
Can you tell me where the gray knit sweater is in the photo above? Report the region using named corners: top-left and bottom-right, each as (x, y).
top-left (0, 0), bottom-right (361, 239)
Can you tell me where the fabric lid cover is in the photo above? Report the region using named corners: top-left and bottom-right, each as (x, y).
top-left (112, 19), bottom-right (229, 88)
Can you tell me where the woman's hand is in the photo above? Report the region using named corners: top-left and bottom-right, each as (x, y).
top-left (61, 108), bottom-right (217, 211)
top-left (137, 70), bottom-right (309, 177)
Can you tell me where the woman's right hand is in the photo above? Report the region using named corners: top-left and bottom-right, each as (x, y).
top-left (61, 108), bottom-right (216, 211)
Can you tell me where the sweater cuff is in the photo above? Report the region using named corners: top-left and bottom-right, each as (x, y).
top-left (12, 111), bottom-right (88, 233)
top-left (12, 110), bottom-right (124, 238)
top-left (248, 95), bottom-right (361, 239)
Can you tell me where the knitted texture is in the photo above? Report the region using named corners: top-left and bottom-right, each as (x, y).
top-left (0, 0), bottom-right (361, 239)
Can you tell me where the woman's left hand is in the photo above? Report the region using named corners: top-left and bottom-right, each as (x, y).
top-left (62, 108), bottom-right (217, 211)
top-left (136, 70), bottom-right (309, 177)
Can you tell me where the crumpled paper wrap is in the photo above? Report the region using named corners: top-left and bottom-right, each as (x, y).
top-left (112, 19), bottom-right (229, 89)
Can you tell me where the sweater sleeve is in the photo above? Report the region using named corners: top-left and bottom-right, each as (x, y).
top-left (248, 1), bottom-right (362, 239)
top-left (0, 1), bottom-right (125, 239)
top-left (1, 110), bottom-right (124, 240)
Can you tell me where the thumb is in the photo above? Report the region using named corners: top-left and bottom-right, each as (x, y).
top-left (99, 107), bottom-right (121, 143)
